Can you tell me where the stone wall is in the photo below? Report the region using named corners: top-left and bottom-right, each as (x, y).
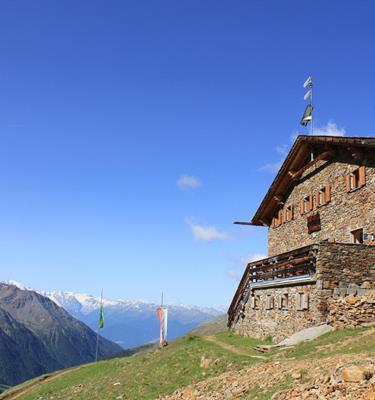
top-left (232, 283), bottom-right (324, 343)
top-left (327, 292), bottom-right (375, 329)
top-left (231, 242), bottom-right (375, 343)
top-left (268, 152), bottom-right (375, 256)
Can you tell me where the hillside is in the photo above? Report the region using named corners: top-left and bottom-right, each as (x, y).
top-left (0, 284), bottom-right (122, 387)
top-left (2, 326), bottom-right (374, 399)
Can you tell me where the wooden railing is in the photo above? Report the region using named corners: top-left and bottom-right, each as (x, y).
top-left (227, 244), bottom-right (318, 326)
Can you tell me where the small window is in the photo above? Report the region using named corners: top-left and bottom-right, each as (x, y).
top-left (297, 293), bottom-right (309, 311)
top-left (315, 186), bottom-right (331, 208)
top-left (286, 205), bottom-right (294, 222)
top-left (251, 295), bottom-right (260, 309)
top-left (351, 228), bottom-right (363, 244)
top-left (272, 209), bottom-right (283, 228)
top-left (266, 295), bottom-right (274, 310)
top-left (281, 294), bottom-right (288, 309)
top-left (346, 167), bottom-right (366, 192)
top-left (300, 195), bottom-right (313, 214)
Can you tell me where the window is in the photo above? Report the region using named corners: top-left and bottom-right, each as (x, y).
top-left (300, 195), bottom-right (313, 214)
top-left (286, 205), bottom-right (294, 222)
top-left (281, 294), bottom-right (288, 309)
top-left (272, 209), bottom-right (283, 228)
top-left (351, 228), bottom-right (364, 244)
top-left (346, 167), bottom-right (366, 192)
top-left (251, 295), bottom-right (260, 310)
top-left (297, 293), bottom-right (309, 311)
top-left (316, 185), bottom-right (331, 207)
top-left (265, 295), bottom-right (274, 310)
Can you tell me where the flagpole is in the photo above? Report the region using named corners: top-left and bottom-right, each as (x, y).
top-left (95, 289), bottom-right (103, 362)
top-left (310, 77), bottom-right (314, 135)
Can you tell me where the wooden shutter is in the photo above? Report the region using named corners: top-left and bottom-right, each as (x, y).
top-left (283, 209), bottom-right (287, 224)
top-left (346, 175), bottom-right (351, 192)
top-left (309, 194), bottom-right (313, 211)
top-left (315, 192), bottom-right (320, 208)
top-left (325, 185), bottom-right (331, 203)
top-left (359, 166), bottom-right (366, 187)
top-left (300, 199), bottom-right (304, 214)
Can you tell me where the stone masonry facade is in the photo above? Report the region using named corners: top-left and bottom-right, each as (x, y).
top-left (231, 234), bottom-right (375, 343)
top-left (268, 152), bottom-right (375, 256)
top-left (229, 138), bottom-right (375, 343)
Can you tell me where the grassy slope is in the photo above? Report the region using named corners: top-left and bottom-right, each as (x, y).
top-left (2, 327), bottom-right (375, 400)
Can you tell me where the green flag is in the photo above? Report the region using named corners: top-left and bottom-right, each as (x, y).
top-left (99, 304), bottom-right (104, 329)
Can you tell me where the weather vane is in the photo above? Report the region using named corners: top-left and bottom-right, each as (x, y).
top-left (300, 76), bottom-right (313, 134)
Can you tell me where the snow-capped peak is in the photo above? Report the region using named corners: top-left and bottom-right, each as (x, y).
top-left (1, 280), bottom-right (26, 290)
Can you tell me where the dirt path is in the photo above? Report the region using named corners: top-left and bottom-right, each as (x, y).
top-left (0, 365), bottom-right (87, 400)
top-left (203, 336), bottom-right (267, 359)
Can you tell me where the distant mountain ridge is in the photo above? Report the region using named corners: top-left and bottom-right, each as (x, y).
top-left (2, 281), bottom-right (225, 348)
top-left (0, 283), bottom-right (122, 387)
top-left (40, 289), bottom-right (224, 348)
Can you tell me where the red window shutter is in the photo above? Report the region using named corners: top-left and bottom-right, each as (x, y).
top-left (300, 199), bottom-right (304, 214)
top-left (346, 175), bottom-right (351, 192)
top-left (309, 194), bottom-right (313, 211)
top-left (359, 166), bottom-right (366, 186)
top-left (315, 192), bottom-right (320, 208)
top-left (283, 209), bottom-right (287, 223)
top-left (325, 185), bottom-right (331, 203)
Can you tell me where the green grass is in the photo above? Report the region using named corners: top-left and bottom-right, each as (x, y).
top-left (3, 327), bottom-right (374, 400)
top-left (282, 327), bottom-right (375, 359)
top-left (9, 333), bottom-right (266, 400)
top-left (216, 330), bottom-right (272, 352)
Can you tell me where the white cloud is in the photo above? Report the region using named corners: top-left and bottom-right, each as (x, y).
top-left (186, 220), bottom-right (229, 242)
top-left (241, 253), bottom-right (267, 264)
top-left (262, 121), bottom-right (346, 174)
top-left (259, 160), bottom-right (283, 174)
top-left (225, 270), bottom-right (240, 280)
top-left (312, 121), bottom-right (346, 137)
top-left (177, 175), bottom-right (201, 190)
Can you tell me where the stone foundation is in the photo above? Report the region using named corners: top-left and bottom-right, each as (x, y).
top-left (327, 292), bottom-right (375, 329)
top-left (231, 242), bottom-right (375, 343)
top-left (233, 283), bottom-right (324, 343)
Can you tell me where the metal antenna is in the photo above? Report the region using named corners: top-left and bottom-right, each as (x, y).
top-left (310, 77), bottom-right (314, 135)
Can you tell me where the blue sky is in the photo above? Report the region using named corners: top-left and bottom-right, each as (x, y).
top-left (0, 1), bottom-right (374, 307)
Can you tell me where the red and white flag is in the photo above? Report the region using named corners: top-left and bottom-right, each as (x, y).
top-left (156, 306), bottom-right (168, 346)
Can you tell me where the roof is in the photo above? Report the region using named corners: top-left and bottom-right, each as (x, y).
top-left (251, 135), bottom-right (375, 226)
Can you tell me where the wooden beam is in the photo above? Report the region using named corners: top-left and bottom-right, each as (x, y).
top-left (289, 150), bottom-right (335, 181)
top-left (273, 194), bottom-right (285, 205)
top-left (348, 146), bottom-right (364, 160)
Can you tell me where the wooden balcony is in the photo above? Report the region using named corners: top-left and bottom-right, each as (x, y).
top-left (227, 244), bottom-right (318, 326)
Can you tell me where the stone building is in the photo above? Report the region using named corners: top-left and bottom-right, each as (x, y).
top-left (228, 135), bottom-right (375, 342)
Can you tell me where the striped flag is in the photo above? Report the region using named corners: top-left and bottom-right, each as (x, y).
top-left (156, 306), bottom-right (168, 347)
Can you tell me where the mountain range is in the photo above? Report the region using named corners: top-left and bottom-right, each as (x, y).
top-left (0, 283), bottom-right (122, 387)
top-left (40, 288), bottom-right (224, 348)
top-left (4, 281), bottom-right (224, 348)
